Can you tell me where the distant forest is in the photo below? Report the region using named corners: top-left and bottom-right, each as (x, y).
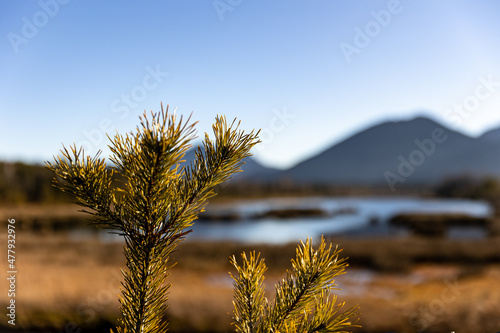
top-left (0, 161), bottom-right (71, 204)
top-left (2, 161), bottom-right (500, 205)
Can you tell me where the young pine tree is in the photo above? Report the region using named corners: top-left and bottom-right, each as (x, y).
top-left (47, 104), bottom-right (259, 333)
top-left (47, 103), bottom-right (359, 332)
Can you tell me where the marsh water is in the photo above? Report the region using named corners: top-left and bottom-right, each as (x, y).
top-left (81, 196), bottom-right (493, 244)
top-left (190, 197), bottom-right (492, 243)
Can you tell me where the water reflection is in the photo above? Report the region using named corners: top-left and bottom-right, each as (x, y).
top-left (189, 197), bottom-right (492, 244)
top-left (71, 196), bottom-right (492, 244)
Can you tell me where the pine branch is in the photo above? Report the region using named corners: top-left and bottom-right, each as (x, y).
top-left (267, 238), bottom-right (349, 332)
top-left (108, 104), bottom-right (197, 238)
top-left (230, 252), bottom-right (267, 333)
top-left (231, 238), bottom-right (360, 333)
top-left (297, 292), bottom-right (359, 333)
top-left (158, 115), bottom-right (259, 238)
top-left (45, 145), bottom-right (123, 230)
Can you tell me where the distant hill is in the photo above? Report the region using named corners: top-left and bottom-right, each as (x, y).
top-left (479, 126), bottom-right (500, 144)
top-left (280, 116), bottom-right (500, 187)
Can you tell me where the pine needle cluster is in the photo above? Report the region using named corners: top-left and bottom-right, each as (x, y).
top-left (230, 238), bottom-right (359, 333)
top-left (46, 104), bottom-right (260, 333)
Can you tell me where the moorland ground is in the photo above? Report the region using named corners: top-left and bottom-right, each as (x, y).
top-left (2, 226), bottom-right (500, 333)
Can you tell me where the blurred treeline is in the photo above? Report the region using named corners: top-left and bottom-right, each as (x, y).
top-left (0, 161), bottom-right (70, 204)
top-left (435, 175), bottom-right (500, 201)
top-left (3, 160), bottom-right (500, 205)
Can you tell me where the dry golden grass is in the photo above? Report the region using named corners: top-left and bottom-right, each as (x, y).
top-left (0, 203), bottom-right (81, 220)
top-left (1, 231), bottom-right (500, 332)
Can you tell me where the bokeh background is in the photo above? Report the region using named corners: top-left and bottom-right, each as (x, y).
top-left (2, 1), bottom-right (500, 332)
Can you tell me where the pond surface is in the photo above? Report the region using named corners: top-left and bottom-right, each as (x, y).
top-left (188, 196), bottom-right (492, 244)
top-left (78, 196), bottom-right (492, 244)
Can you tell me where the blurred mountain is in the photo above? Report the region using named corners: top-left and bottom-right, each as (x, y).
top-left (231, 156), bottom-right (281, 181)
top-left (281, 116), bottom-right (500, 186)
top-left (479, 126), bottom-right (500, 144)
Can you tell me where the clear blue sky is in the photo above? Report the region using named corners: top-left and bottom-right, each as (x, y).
top-left (2, 0), bottom-right (500, 169)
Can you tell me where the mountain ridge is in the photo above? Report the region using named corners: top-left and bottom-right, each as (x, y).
top-left (251, 116), bottom-right (500, 187)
